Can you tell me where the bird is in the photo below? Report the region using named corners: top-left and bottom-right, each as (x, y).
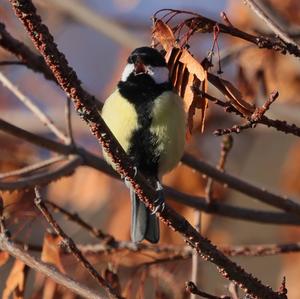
top-left (101, 46), bottom-right (186, 243)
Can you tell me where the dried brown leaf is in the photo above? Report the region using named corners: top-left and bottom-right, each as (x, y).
top-left (207, 72), bottom-right (255, 117)
top-left (2, 259), bottom-right (28, 299)
top-left (41, 232), bottom-right (65, 273)
top-left (165, 47), bottom-right (208, 136)
top-left (179, 49), bottom-right (206, 81)
top-left (152, 19), bottom-right (176, 52)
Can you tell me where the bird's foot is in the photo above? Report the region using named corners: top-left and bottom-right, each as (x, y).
top-left (151, 181), bottom-right (165, 214)
top-left (123, 166), bottom-right (138, 189)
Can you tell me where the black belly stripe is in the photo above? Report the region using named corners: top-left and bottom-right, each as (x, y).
top-left (118, 75), bottom-right (172, 178)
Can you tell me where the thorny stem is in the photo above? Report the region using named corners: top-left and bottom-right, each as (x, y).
top-left (7, 1), bottom-right (287, 297)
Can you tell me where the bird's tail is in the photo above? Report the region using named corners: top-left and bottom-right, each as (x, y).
top-left (130, 187), bottom-right (159, 243)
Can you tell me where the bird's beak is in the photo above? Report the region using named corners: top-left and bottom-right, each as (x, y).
top-left (134, 56), bottom-right (146, 75)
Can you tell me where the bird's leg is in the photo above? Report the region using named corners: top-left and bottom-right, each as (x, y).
top-left (151, 181), bottom-right (165, 214)
top-left (123, 166), bottom-right (138, 189)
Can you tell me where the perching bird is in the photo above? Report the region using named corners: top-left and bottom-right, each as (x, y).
top-left (101, 47), bottom-right (186, 243)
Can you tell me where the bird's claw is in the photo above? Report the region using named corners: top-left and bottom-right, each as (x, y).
top-left (123, 166), bottom-right (138, 189)
top-left (151, 182), bottom-right (165, 214)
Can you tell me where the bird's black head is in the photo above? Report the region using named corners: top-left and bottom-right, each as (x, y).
top-left (119, 47), bottom-right (171, 87)
top-left (127, 47), bottom-right (167, 67)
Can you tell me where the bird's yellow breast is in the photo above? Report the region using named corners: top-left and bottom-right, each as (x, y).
top-left (150, 91), bottom-right (186, 178)
top-left (101, 89), bottom-right (139, 166)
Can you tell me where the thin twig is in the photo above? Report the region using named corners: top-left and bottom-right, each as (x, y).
top-left (214, 91), bottom-right (279, 136)
top-left (35, 0), bottom-right (143, 49)
top-left (190, 209), bottom-right (201, 299)
top-left (16, 238), bottom-right (300, 260)
top-left (182, 154), bottom-right (300, 218)
top-left (243, 0), bottom-right (300, 48)
top-left (0, 155), bottom-right (82, 191)
top-left (228, 282), bottom-right (239, 299)
top-left (205, 135), bottom-right (233, 202)
top-left (0, 60), bottom-right (25, 66)
top-left (0, 239), bottom-right (105, 299)
top-left (65, 97), bottom-right (75, 145)
top-left (8, 1), bottom-right (285, 297)
top-left (33, 186), bottom-right (123, 299)
top-left (0, 71), bottom-right (68, 143)
top-left (0, 155), bottom-right (66, 179)
top-left (45, 200), bottom-right (113, 241)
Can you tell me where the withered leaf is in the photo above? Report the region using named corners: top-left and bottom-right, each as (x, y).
top-left (2, 259), bottom-right (28, 299)
top-left (153, 19), bottom-right (209, 136)
top-left (179, 49), bottom-right (206, 81)
top-left (41, 232), bottom-right (65, 273)
top-left (207, 72), bottom-right (255, 117)
top-left (152, 19), bottom-right (176, 52)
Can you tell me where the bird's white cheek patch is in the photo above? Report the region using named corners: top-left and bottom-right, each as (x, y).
top-left (147, 66), bottom-right (169, 84)
top-left (121, 63), bottom-right (135, 82)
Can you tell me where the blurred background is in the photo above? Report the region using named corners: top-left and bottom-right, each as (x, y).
top-left (1, 0), bottom-right (300, 298)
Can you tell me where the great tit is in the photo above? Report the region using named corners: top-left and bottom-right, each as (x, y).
top-left (102, 47), bottom-right (186, 243)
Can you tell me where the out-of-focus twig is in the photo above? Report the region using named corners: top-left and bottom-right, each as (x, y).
top-left (183, 153), bottom-right (300, 219)
top-left (243, 0), bottom-right (300, 48)
top-left (205, 135), bottom-right (233, 202)
top-left (190, 208), bottom-right (201, 299)
top-left (0, 23), bottom-right (55, 81)
top-left (0, 60), bottom-right (25, 66)
top-left (0, 71), bottom-right (68, 143)
top-left (228, 282), bottom-right (240, 299)
top-left (45, 199), bottom-right (113, 241)
top-left (33, 186), bottom-right (123, 299)
top-left (65, 97), bottom-right (74, 145)
top-left (0, 155), bottom-right (66, 179)
top-left (36, 0), bottom-right (143, 49)
top-left (0, 155), bottom-right (82, 191)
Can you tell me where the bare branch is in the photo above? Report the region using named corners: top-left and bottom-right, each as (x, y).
top-left (0, 71), bottom-right (68, 143)
top-left (0, 155), bottom-right (66, 179)
top-left (34, 186), bottom-right (123, 299)
top-left (0, 239), bottom-right (105, 299)
top-left (36, 0), bottom-right (143, 49)
top-left (45, 200), bottom-right (113, 241)
top-left (182, 154), bottom-right (300, 218)
top-left (243, 0), bottom-right (300, 48)
top-left (0, 155), bottom-right (82, 191)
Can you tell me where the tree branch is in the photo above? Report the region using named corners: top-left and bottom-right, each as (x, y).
top-left (34, 186), bottom-right (123, 299)
top-left (0, 238), bottom-right (106, 299)
top-left (243, 0), bottom-right (300, 48)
